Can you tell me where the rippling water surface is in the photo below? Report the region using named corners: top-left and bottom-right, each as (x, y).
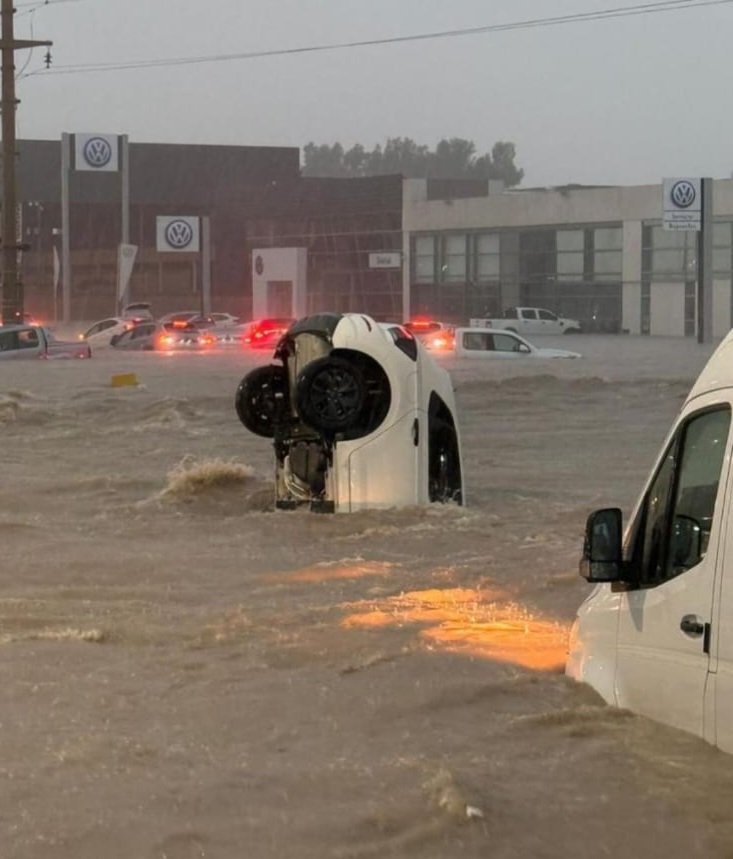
top-left (2, 335), bottom-right (732, 859)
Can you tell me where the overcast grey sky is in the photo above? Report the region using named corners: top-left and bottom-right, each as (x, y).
top-left (13, 0), bottom-right (733, 187)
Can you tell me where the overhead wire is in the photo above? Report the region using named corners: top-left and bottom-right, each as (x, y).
top-left (20, 0), bottom-right (733, 77)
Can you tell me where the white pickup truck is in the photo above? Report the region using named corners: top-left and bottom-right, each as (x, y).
top-left (0, 325), bottom-right (92, 360)
top-left (469, 306), bottom-right (582, 335)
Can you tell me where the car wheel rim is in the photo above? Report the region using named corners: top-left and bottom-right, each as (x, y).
top-left (309, 367), bottom-right (361, 423)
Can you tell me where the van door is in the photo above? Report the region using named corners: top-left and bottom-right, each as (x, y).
top-left (615, 400), bottom-right (731, 738)
top-left (711, 445), bottom-right (733, 753)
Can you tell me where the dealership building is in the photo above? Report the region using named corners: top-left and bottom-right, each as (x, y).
top-left (12, 137), bottom-right (732, 337)
top-left (402, 177), bottom-right (733, 337)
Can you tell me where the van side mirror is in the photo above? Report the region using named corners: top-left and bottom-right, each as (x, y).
top-left (579, 507), bottom-right (624, 582)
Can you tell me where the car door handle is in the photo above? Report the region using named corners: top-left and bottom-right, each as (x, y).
top-left (680, 615), bottom-right (705, 636)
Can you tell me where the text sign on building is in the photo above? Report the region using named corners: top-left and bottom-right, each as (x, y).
top-left (662, 178), bottom-right (702, 231)
top-left (74, 133), bottom-right (119, 172)
top-left (156, 216), bottom-right (200, 253)
top-left (368, 252), bottom-right (402, 269)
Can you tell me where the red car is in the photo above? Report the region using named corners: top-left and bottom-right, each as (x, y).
top-left (241, 317), bottom-right (294, 349)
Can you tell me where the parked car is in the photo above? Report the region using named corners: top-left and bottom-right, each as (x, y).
top-left (121, 302), bottom-right (153, 321)
top-left (234, 312), bottom-right (463, 512)
top-left (0, 325), bottom-right (91, 359)
top-left (567, 327), bottom-right (733, 753)
top-left (241, 317), bottom-right (294, 349)
top-left (154, 321), bottom-right (217, 351)
top-left (110, 321), bottom-right (158, 350)
top-left (209, 312), bottom-right (240, 327)
top-left (454, 328), bottom-right (581, 359)
top-left (469, 306), bottom-right (582, 335)
top-left (79, 317), bottom-right (137, 348)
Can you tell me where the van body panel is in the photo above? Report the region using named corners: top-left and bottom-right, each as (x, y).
top-left (615, 563), bottom-right (715, 736)
top-left (566, 586), bottom-right (620, 705)
top-left (568, 353), bottom-right (733, 750)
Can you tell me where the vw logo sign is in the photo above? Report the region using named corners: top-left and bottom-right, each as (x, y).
top-left (83, 136), bottom-right (113, 168)
top-left (670, 180), bottom-right (696, 209)
top-left (165, 219), bottom-right (194, 249)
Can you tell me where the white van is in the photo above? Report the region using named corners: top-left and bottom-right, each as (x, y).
top-left (567, 331), bottom-right (733, 752)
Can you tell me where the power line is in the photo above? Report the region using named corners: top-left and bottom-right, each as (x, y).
top-left (23, 0), bottom-right (733, 76)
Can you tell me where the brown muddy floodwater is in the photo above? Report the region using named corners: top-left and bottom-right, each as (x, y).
top-left (2, 334), bottom-right (733, 859)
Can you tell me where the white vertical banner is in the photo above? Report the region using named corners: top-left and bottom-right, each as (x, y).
top-left (156, 216), bottom-right (200, 253)
top-left (74, 133), bottom-right (120, 172)
top-left (116, 243), bottom-right (138, 301)
top-left (52, 245), bottom-right (60, 292)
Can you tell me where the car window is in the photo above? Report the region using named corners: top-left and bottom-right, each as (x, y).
top-left (520, 309), bottom-right (537, 320)
top-left (0, 330), bottom-right (16, 351)
top-left (538, 309), bottom-right (557, 320)
top-left (631, 406), bottom-right (731, 586)
top-left (462, 332), bottom-right (492, 351)
top-left (17, 328), bottom-right (39, 349)
top-left (493, 333), bottom-right (521, 352)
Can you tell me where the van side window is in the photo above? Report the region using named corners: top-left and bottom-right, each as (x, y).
top-left (632, 406), bottom-right (730, 587)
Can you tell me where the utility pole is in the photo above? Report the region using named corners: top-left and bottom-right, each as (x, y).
top-left (1, 0), bottom-right (50, 323)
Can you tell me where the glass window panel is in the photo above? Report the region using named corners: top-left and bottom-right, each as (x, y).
top-left (415, 236), bottom-right (434, 255)
top-left (443, 234), bottom-right (466, 280)
top-left (647, 226), bottom-right (693, 250)
top-left (557, 229), bottom-right (584, 251)
top-left (594, 250), bottom-right (622, 275)
top-left (594, 228), bottom-right (622, 250)
top-left (415, 256), bottom-right (434, 280)
top-left (445, 234), bottom-right (466, 255)
top-left (557, 250), bottom-right (584, 275)
top-left (652, 249), bottom-right (686, 273)
top-left (477, 254), bottom-right (500, 278)
top-left (476, 233), bottom-right (500, 254)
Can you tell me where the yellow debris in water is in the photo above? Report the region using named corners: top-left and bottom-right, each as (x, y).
top-left (110, 373), bottom-right (139, 387)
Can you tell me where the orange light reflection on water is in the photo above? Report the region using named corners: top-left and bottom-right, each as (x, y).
top-left (342, 587), bottom-right (569, 672)
top-left (266, 560), bottom-right (394, 584)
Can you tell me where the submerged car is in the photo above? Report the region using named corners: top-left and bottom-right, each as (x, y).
top-left (404, 318), bottom-right (455, 352)
top-left (80, 317), bottom-right (138, 348)
top-left (110, 321), bottom-right (158, 350)
top-left (0, 325), bottom-right (91, 359)
top-left (241, 317), bottom-right (294, 349)
top-left (454, 328), bottom-right (581, 359)
top-left (234, 312), bottom-right (463, 513)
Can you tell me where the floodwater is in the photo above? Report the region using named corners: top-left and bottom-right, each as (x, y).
top-left (2, 333), bottom-right (733, 859)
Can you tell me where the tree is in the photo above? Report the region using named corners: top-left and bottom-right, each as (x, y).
top-left (302, 137), bottom-right (524, 187)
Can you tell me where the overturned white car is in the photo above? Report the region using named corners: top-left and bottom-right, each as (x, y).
top-left (234, 313), bottom-right (463, 512)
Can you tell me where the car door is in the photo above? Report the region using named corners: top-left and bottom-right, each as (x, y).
top-left (519, 308), bottom-right (539, 335)
top-left (538, 309), bottom-right (561, 334)
top-left (615, 399), bottom-right (731, 738)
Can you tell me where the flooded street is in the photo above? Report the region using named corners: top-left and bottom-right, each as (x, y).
top-left (3, 335), bottom-right (733, 859)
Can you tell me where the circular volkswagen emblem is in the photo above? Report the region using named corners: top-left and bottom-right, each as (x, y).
top-left (164, 219), bottom-right (194, 249)
top-left (83, 136), bottom-right (113, 168)
top-left (670, 180), bottom-right (696, 209)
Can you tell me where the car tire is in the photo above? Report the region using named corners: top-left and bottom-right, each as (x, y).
top-left (429, 421), bottom-right (462, 504)
top-left (295, 355), bottom-right (366, 433)
top-left (235, 364), bottom-right (289, 438)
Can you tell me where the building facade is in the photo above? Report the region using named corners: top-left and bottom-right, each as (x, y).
top-left (402, 178), bottom-right (733, 337)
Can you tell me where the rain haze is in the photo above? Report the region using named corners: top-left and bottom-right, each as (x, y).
top-left (7, 2), bottom-right (733, 859)
top-left (15, 0), bottom-right (733, 186)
